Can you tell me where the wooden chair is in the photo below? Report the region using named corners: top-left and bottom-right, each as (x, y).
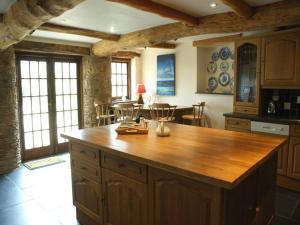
top-left (149, 103), bottom-right (177, 122)
top-left (115, 103), bottom-right (142, 122)
top-left (182, 102), bottom-right (206, 126)
top-left (95, 103), bottom-right (115, 126)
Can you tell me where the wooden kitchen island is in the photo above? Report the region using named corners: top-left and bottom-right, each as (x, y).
top-left (62, 123), bottom-right (286, 225)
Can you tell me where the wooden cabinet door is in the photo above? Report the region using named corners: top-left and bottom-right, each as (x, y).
top-left (149, 168), bottom-right (221, 225)
top-left (277, 141), bottom-right (289, 175)
top-left (72, 172), bottom-right (103, 224)
top-left (102, 169), bottom-right (147, 225)
top-left (288, 137), bottom-right (300, 179)
top-left (234, 38), bottom-right (261, 114)
top-left (261, 33), bottom-right (300, 87)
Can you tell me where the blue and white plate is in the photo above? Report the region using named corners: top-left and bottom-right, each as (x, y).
top-left (207, 61), bottom-right (217, 74)
top-left (220, 62), bottom-right (229, 72)
top-left (218, 72), bottom-right (230, 86)
top-left (211, 52), bottom-right (219, 61)
top-left (208, 77), bottom-right (218, 92)
top-left (219, 47), bottom-right (230, 60)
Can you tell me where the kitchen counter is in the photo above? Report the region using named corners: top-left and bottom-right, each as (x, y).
top-left (62, 122), bottom-right (286, 225)
top-left (224, 112), bottom-right (300, 125)
top-left (62, 122), bottom-right (285, 189)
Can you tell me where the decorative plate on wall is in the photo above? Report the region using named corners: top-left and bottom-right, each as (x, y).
top-left (220, 62), bottom-right (229, 72)
top-left (219, 47), bottom-right (230, 60)
top-left (211, 52), bottom-right (219, 61)
top-left (218, 72), bottom-right (230, 86)
top-left (207, 61), bottom-right (217, 74)
top-left (208, 77), bottom-right (218, 91)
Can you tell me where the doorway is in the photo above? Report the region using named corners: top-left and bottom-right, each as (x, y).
top-left (17, 54), bottom-right (81, 160)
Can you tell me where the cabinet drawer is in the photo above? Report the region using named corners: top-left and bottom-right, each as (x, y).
top-left (70, 143), bottom-right (100, 166)
top-left (291, 125), bottom-right (300, 137)
top-left (234, 106), bottom-right (258, 115)
top-left (225, 117), bottom-right (251, 132)
top-left (102, 153), bottom-right (147, 183)
top-left (71, 158), bottom-right (101, 183)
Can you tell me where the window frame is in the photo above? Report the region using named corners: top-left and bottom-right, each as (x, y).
top-left (111, 58), bottom-right (131, 100)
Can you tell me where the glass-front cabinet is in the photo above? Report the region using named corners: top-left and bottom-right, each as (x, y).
top-left (234, 38), bottom-right (261, 115)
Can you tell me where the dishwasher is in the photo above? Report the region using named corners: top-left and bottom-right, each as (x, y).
top-left (251, 121), bottom-right (289, 175)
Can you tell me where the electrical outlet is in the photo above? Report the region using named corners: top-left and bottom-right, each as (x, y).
top-left (272, 95), bottom-right (279, 101)
top-left (284, 102), bottom-right (291, 110)
top-left (297, 96), bottom-right (300, 104)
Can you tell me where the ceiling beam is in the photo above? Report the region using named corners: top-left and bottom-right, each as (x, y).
top-left (193, 34), bottom-right (242, 47)
top-left (221, 0), bottom-right (252, 18)
top-left (106, 0), bottom-right (199, 26)
top-left (0, 0), bottom-right (85, 50)
top-left (92, 0), bottom-right (300, 57)
top-left (112, 51), bottom-right (141, 59)
top-left (38, 23), bottom-right (120, 41)
top-left (14, 41), bottom-right (90, 56)
top-left (149, 43), bottom-right (176, 49)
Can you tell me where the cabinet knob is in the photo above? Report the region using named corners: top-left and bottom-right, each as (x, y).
top-left (255, 207), bottom-right (260, 213)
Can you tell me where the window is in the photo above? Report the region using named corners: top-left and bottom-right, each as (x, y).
top-left (111, 60), bottom-right (130, 99)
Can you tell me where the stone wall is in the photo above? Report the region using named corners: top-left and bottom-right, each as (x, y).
top-left (0, 47), bottom-right (21, 174)
top-left (82, 56), bottom-right (112, 128)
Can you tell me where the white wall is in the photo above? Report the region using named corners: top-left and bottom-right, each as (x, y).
top-left (138, 42), bottom-right (233, 129)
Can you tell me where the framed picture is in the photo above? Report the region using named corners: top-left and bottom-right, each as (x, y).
top-left (157, 54), bottom-right (175, 96)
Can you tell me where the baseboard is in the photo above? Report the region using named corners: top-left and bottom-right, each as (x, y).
top-left (277, 175), bottom-right (300, 192)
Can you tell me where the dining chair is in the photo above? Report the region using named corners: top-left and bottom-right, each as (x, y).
top-left (115, 103), bottom-right (142, 122)
top-left (95, 103), bottom-right (115, 126)
top-left (149, 103), bottom-right (177, 122)
top-left (182, 102), bottom-right (206, 126)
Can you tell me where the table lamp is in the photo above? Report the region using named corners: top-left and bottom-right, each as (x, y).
top-left (136, 84), bottom-right (146, 104)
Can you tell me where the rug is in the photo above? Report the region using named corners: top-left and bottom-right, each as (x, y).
top-left (23, 156), bottom-right (66, 170)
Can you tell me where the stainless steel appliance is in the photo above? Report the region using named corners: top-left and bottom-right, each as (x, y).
top-left (251, 121), bottom-right (289, 136)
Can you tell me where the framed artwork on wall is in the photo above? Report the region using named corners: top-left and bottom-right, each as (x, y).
top-left (157, 54), bottom-right (175, 96)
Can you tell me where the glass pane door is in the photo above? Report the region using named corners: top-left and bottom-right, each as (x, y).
top-left (18, 55), bottom-right (81, 160)
top-left (54, 61), bottom-right (79, 146)
top-left (19, 58), bottom-right (52, 159)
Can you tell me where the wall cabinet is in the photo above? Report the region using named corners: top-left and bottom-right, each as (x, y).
top-left (234, 38), bottom-right (261, 115)
top-left (261, 32), bottom-right (300, 87)
top-left (102, 169), bottom-right (147, 225)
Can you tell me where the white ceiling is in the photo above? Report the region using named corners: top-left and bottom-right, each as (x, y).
top-left (1, 0), bottom-right (282, 44)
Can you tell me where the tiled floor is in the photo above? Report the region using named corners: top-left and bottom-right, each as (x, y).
top-left (0, 153), bottom-right (79, 225)
top-left (0, 153), bottom-right (300, 225)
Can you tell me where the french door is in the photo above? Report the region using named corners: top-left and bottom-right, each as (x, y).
top-left (17, 54), bottom-right (81, 160)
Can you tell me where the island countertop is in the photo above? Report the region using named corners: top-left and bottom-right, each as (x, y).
top-left (62, 122), bottom-right (286, 189)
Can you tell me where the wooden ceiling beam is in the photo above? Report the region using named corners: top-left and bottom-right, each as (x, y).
top-left (0, 0), bottom-right (85, 50)
top-left (149, 43), bottom-right (176, 49)
top-left (112, 51), bottom-right (141, 59)
top-left (107, 0), bottom-right (199, 26)
top-left (193, 34), bottom-right (242, 47)
top-left (221, 0), bottom-right (252, 18)
top-left (92, 0), bottom-right (300, 56)
top-left (14, 41), bottom-right (90, 56)
top-left (38, 23), bottom-right (120, 41)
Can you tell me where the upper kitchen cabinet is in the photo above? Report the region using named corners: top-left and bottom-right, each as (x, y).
top-left (261, 32), bottom-right (300, 88)
top-left (234, 38), bottom-right (261, 115)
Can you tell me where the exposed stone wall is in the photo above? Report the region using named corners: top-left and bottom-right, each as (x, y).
top-left (0, 47), bottom-right (21, 174)
top-left (82, 56), bottom-right (111, 128)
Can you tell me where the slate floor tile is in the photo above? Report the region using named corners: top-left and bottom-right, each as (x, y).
top-left (0, 175), bottom-right (32, 210)
top-left (0, 200), bottom-right (61, 225)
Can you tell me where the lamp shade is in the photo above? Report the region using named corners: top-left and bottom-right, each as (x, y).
top-left (136, 84), bottom-right (146, 93)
